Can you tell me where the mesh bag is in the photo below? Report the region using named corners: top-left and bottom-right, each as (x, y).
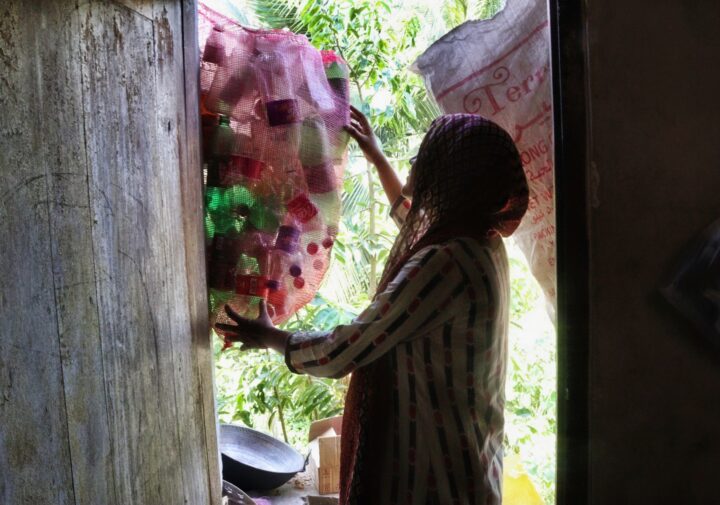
top-left (199, 20), bottom-right (350, 334)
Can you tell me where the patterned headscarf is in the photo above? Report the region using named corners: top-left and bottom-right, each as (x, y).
top-left (378, 113), bottom-right (529, 292)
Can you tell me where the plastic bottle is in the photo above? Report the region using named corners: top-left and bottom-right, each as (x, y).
top-left (266, 225), bottom-right (304, 318)
top-left (213, 115), bottom-right (235, 157)
top-left (248, 192), bottom-right (281, 234)
top-left (255, 41), bottom-right (301, 166)
top-left (324, 54), bottom-right (350, 113)
top-left (207, 46), bottom-right (254, 117)
top-left (299, 115), bottom-right (329, 166)
top-left (296, 115), bottom-right (340, 242)
top-left (256, 45), bottom-right (299, 126)
top-left (203, 25), bottom-right (226, 65)
top-left (206, 155), bottom-right (262, 240)
top-left (207, 234), bottom-right (243, 315)
top-left (299, 116), bottom-right (338, 194)
top-left (300, 51), bottom-right (335, 114)
top-left (222, 156), bottom-right (280, 234)
top-left (201, 111), bottom-right (219, 160)
top-left (201, 25), bottom-right (225, 95)
top-left (220, 155), bottom-right (265, 196)
top-left (322, 51), bottom-right (351, 161)
top-left (233, 232), bottom-right (272, 318)
top-left (267, 225), bottom-right (302, 290)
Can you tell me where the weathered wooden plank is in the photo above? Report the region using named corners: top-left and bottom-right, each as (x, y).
top-left (0, 2), bottom-right (75, 504)
top-left (41, 2), bottom-right (117, 504)
top-left (79, 2), bottom-right (184, 503)
top-left (179, 0), bottom-right (224, 502)
top-left (154, 1), bottom-right (220, 503)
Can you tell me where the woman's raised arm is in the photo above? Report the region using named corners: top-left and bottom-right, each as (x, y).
top-left (345, 105), bottom-right (404, 206)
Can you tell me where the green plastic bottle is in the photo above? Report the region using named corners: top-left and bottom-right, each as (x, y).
top-left (213, 115), bottom-right (235, 157)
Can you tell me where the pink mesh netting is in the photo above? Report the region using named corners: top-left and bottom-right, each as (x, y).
top-left (199, 7), bottom-right (350, 333)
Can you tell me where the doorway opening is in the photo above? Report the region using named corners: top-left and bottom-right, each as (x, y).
top-left (205, 0), bottom-right (559, 503)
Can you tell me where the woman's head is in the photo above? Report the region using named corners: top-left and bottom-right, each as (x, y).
top-left (405, 114), bottom-right (528, 237)
top-left (377, 114), bottom-right (529, 294)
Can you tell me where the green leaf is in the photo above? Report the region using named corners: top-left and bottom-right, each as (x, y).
top-left (249, 0), bottom-right (306, 33)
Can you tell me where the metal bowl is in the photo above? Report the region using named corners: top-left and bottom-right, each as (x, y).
top-left (220, 424), bottom-right (306, 491)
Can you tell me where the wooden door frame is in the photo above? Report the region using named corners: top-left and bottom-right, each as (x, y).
top-left (550, 1), bottom-right (590, 504)
top-left (180, 1), bottom-right (592, 502)
top-left (181, 0), bottom-right (224, 501)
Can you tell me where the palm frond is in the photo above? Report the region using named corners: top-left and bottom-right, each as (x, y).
top-left (206, 0), bottom-right (251, 24)
top-left (248, 0), bottom-right (307, 33)
top-left (342, 174), bottom-right (371, 216)
top-left (322, 236), bottom-right (371, 305)
top-left (414, 90), bottom-right (442, 128)
top-left (442, 0), bottom-right (469, 28)
top-left (471, 0), bottom-right (506, 20)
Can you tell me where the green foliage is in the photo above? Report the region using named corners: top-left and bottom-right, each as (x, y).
top-left (215, 344), bottom-right (346, 447)
top-left (504, 242), bottom-right (556, 504)
top-left (443, 0), bottom-right (506, 25)
top-left (474, 0), bottom-right (505, 19)
top-left (249, 0), bottom-right (304, 32)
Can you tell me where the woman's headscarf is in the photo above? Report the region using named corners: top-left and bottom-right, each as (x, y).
top-left (377, 113), bottom-right (530, 292)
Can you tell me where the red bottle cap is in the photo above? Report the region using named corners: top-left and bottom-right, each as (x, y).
top-left (236, 275), bottom-right (269, 298)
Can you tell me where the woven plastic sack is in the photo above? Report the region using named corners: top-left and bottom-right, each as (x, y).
top-left (412, 0), bottom-right (556, 319)
top-left (198, 7), bottom-right (350, 332)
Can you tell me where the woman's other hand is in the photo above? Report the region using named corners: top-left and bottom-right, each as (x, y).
top-left (215, 301), bottom-right (289, 353)
top-left (345, 105), bottom-right (384, 165)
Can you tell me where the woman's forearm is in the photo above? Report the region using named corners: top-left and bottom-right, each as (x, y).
top-left (369, 151), bottom-right (403, 206)
top-left (346, 105), bottom-right (405, 206)
top-left (263, 326), bottom-right (291, 354)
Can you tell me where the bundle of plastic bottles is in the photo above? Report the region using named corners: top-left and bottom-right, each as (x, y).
top-left (200, 23), bottom-right (350, 332)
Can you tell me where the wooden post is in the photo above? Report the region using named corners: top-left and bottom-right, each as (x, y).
top-left (0, 1), bottom-right (221, 504)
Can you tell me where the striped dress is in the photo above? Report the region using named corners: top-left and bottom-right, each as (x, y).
top-left (285, 235), bottom-right (509, 504)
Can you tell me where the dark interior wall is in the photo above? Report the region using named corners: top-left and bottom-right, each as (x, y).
top-left (586, 0), bottom-right (720, 503)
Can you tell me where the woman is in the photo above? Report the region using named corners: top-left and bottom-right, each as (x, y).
top-left (217, 106), bottom-right (529, 505)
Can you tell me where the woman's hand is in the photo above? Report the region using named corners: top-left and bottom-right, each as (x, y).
top-left (215, 301), bottom-right (290, 353)
top-left (345, 105), bottom-right (384, 165)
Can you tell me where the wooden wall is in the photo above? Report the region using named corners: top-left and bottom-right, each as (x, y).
top-left (586, 0), bottom-right (720, 503)
top-left (0, 1), bottom-right (221, 504)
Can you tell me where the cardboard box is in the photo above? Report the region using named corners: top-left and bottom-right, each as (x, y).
top-left (316, 435), bottom-right (341, 494)
top-left (308, 416), bottom-right (343, 495)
